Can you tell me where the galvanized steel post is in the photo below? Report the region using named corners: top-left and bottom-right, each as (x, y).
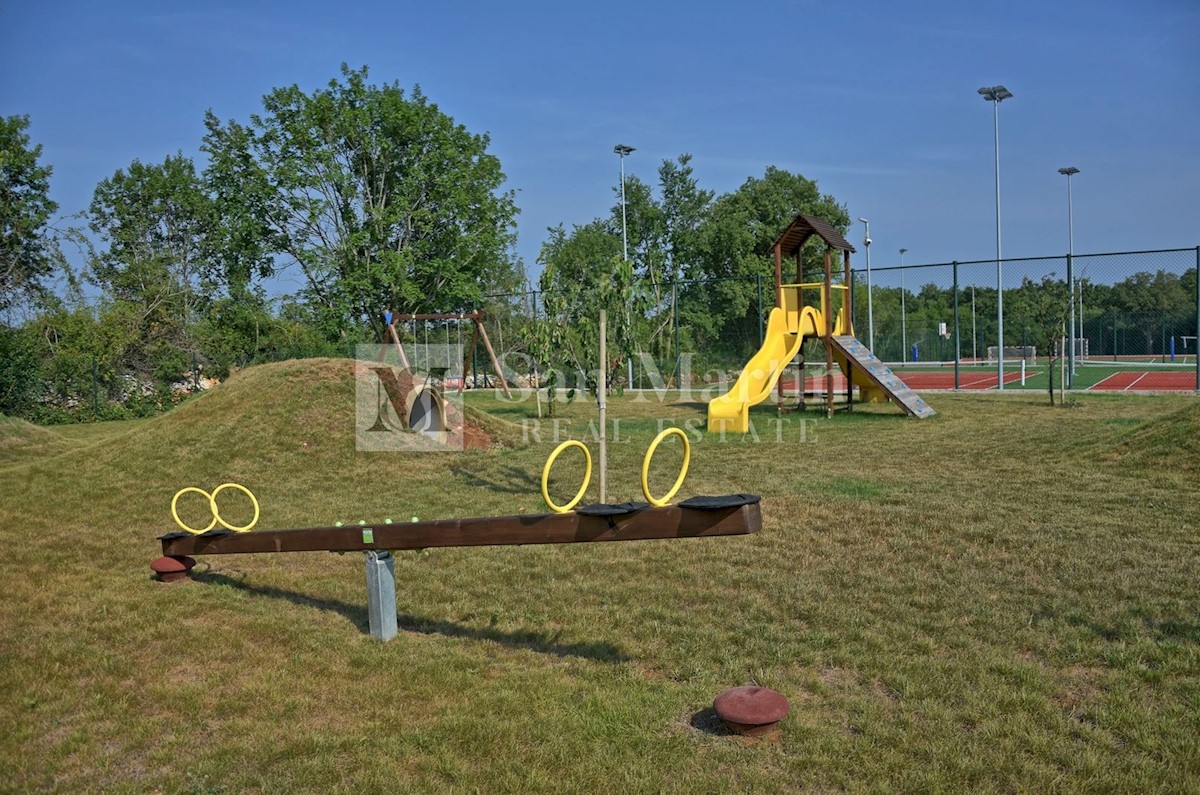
top-left (364, 550), bottom-right (397, 641)
top-left (953, 261), bottom-right (961, 390)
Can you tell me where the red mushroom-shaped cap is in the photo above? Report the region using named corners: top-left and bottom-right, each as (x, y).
top-left (713, 686), bottom-right (790, 735)
top-left (150, 556), bottom-right (192, 582)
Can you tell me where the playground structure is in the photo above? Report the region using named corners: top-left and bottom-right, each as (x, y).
top-left (382, 310), bottom-right (511, 398)
top-left (369, 310), bottom-right (512, 440)
top-left (156, 428), bottom-right (759, 641)
top-left (707, 214), bottom-right (935, 432)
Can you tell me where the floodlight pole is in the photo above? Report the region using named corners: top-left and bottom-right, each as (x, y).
top-left (614, 145), bottom-right (635, 264)
top-left (859, 218), bottom-right (874, 351)
top-left (979, 85), bottom-right (1013, 389)
top-left (1059, 166), bottom-right (1080, 386)
top-left (900, 248), bottom-right (908, 363)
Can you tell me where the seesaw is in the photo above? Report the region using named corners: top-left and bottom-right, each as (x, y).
top-left (154, 429), bottom-right (761, 640)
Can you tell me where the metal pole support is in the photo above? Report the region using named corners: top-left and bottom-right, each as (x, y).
top-left (364, 550), bottom-right (398, 641)
top-left (953, 261), bottom-right (961, 390)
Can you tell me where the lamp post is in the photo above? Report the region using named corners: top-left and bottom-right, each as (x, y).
top-left (1059, 166), bottom-right (1079, 385)
top-left (859, 217), bottom-right (874, 351)
top-left (979, 85), bottom-right (1013, 389)
top-left (614, 145), bottom-right (635, 262)
top-left (900, 248), bottom-right (908, 363)
top-left (614, 144), bottom-right (635, 388)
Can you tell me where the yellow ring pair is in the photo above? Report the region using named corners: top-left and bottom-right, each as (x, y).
top-left (171, 483), bottom-right (260, 534)
top-left (540, 428), bottom-right (691, 513)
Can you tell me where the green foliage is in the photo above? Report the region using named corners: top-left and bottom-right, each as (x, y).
top-left (31, 299), bottom-right (138, 406)
top-left (87, 153), bottom-right (214, 381)
top-left (537, 221), bottom-right (641, 393)
top-left (202, 64), bottom-right (522, 341)
top-left (539, 159), bottom-right (850, 380)
top-left (0, 115), bottom-right (59, 309)
top-left (681, 167), bottom-right (849, 363)
top-left (0, 324), bottom-right (40, 415)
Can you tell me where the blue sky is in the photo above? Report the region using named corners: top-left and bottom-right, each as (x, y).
top-left (2, 0), bottom-right (1197, 296)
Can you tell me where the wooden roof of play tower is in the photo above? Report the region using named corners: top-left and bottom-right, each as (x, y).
top-left (769, 213), bottom-right (856, 256)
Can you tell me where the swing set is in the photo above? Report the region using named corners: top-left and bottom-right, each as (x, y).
top-left (382, 310), bottom-right (511, 398)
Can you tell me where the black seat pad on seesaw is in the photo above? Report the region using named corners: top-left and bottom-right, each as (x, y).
top-left (157, 528), bottom-right (235, 541)
top-left (574, 501), bottom-right (652, 517)
top-left (677, 494), bottom-right (761, 510)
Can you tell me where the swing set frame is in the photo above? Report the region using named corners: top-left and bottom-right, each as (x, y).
top-left (382, 311), bottom-right (511, 398)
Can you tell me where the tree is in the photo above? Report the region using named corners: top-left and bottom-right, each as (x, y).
top-left (624, 155), bottom-right (714, 363)
top-left (536, 221), bottom-right (639, 391)
top-left (87, 153), bottom-right (213, 379)
top-left (202, 64), bottom-right (522, 341)
top-left (0, 115), bottom-right (59, 310)
top-left (1017, 275), bottom-right (1070, 405)
top-left (682, 167), bottom-right (849, 364)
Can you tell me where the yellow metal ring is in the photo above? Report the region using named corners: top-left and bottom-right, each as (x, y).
top-left (209, 482), bottom-right (260, 533)
top-left (171, 487), bottom-right (217, 534)
top-left (541, 440), bottom-right (592, 514)
top-left (641, 428), bottom-right (691, 507)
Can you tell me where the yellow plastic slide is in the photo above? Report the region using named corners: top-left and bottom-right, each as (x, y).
top-left (707, 304), bottom-right (821, 433)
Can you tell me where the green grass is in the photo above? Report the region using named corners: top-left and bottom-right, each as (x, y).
top-left (2, 359), bottom-right (1199, 792)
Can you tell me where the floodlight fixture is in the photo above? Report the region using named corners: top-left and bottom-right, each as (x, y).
top-left (978, 85), bottom-right (1013, 102)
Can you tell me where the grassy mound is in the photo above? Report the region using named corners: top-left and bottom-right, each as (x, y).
top-left (1111, 401), bottom-right (1200, 471)
top-left (75, 357), bottom-right (527, 529)
top-left (0, 414), bottom-right (72, 467)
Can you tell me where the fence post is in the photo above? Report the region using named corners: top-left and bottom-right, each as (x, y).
top-left (1161, 311), bottom-right (1167, 364)
top-left (1066, 251), bottom-right (1074, 388)
top-left (953, 261), bottom-right (960, 390)
top-left (1194, 246), bottom-right (1199, 392)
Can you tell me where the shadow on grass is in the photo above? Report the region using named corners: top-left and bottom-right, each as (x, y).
top-left (193, 570), bottom-right (627, 662)
top-left (449, 463), bottom-right (539, 495)
top-left (688, 707), bottom-right (734, 736)
top-left (1033, 607), bottom-right (1200, 646)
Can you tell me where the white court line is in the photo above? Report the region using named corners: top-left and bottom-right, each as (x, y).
top-left (1122, 372), bottom-right (1149, 391)
top-left (1088, 372), bottom-right (1125, 391)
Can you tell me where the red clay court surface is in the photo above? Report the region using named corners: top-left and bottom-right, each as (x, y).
top-left (1088, 371), bottom-right (1198, 392)
top-left (899, 371), bottom-right (1032, 390)
top-left (783, 371), bottom-right (1031, 392)
top-left (782, 370), bottom-right (1196, 393)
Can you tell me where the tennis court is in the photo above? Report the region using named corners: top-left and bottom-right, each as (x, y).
top-left (1088, 370), bottom-right (1198, 391)
top-left (782, 363), bottom-right (1197, 394)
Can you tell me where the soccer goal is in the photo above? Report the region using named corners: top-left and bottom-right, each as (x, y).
top-left (986, 345), bottom-right (1036, 363)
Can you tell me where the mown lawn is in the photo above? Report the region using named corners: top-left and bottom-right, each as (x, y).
top-left (1, 359), bottom-right (1198, 792)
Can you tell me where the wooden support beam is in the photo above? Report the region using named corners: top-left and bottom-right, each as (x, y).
top-left (160, 501), bottom-right (761, 556)
top-left (474, 318), bottom-right (512, 398)
top-left (461, 322), bottom-right (480, 395)
top-left (393, 312), bottom-right (480, 322)
top-left (387, 322), bottom-right (411, 371)
top-left (775, 243), bottom-right (784, 406)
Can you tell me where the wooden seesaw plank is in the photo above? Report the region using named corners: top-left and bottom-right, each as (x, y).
top-left (159, 499), bottom-right (762, 557)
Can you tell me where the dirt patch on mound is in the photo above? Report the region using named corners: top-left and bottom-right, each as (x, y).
top-left (351, 358), bottom-right (497, 451)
